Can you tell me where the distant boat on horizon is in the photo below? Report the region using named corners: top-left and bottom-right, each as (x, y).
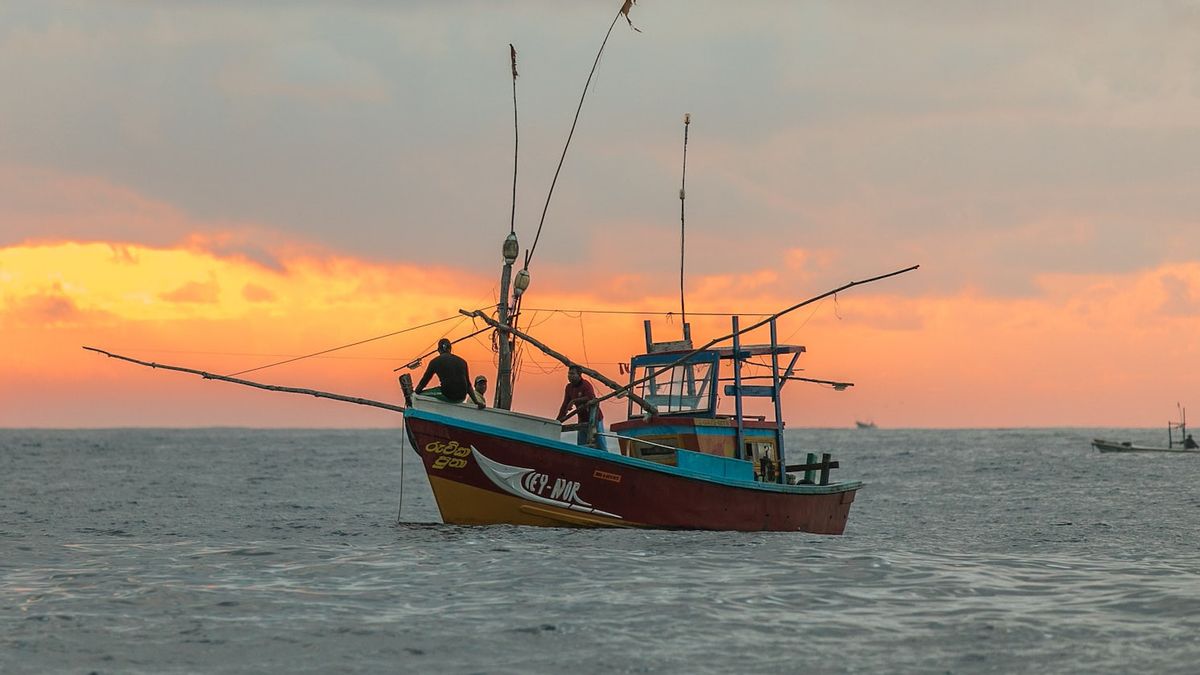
top-left (1093, 405), bottom-right (1198, 453)
top-left (855, 420), bottom-right (877, 430)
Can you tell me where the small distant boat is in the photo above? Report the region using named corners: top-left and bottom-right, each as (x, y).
top-left (1091, 439), bottom-right (1199, 453)
top-left (855, 420), bottom-right (877, 430)
top-left (1093, 405), bottom-right (1199, 453)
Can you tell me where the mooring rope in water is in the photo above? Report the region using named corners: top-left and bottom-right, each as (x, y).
top-left (396, 422), bottom-right (407, 526)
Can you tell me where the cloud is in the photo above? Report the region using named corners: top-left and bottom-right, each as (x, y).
top-left (160, 276), bottom-right (221, 304)
top-left (1158, 272), bottom-right (1200, 317)
top-left (242, 283), bottom-right (276, 303)
top-left (183, 232), bottom-right (287, 272)
top-left (2, 238), bottom-right (1199, 427)
top-left (3, 283), bottom-right (84, 327)
top-left (216, 40), bottom-right (390, 104)
top-left (0, 166), bottom-right (192, 247)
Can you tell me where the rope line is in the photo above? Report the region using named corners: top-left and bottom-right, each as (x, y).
top-left (523, 7), bottom-right (629, 272)
top-left (782, 297), bottom-right (829, 344)
top-left (520, 307), bottom-right (775, 317)
top-left (226, 312), bottom-right (469, 377)
top-left (395, 424), bottom-right (407, 526)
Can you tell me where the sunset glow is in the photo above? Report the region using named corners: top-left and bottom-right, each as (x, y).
top-left (3, 234), bottom-right (1198, 428)
top-left (2, 2), bottom-right (1198, 428)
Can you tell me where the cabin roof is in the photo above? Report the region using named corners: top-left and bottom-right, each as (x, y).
top-left (712, 344), bottom-right (804, 358)
top-left (629, 344), bottom-right (804, 367)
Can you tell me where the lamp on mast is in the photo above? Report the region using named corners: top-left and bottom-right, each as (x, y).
top-left (513, 268), bottom-right (531, 297)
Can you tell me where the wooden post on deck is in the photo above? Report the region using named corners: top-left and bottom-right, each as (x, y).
top-left (399, 374), bottom-right (414, 407)
top-left (820, 453), bottom-right (833, 486)
top-left (583, 404), bottom-right (598, 448)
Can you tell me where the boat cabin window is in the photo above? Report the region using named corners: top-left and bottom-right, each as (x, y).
top-left (627, 353), bottom-right (717, 417)
top-left (745, 441), bottom-right (778, 482)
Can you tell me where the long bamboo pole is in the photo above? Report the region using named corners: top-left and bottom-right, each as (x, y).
top-left (82, 347), bottom-right (406, 414)
top-left (589, 264), bottom-right (919, 408)
top-left (458, 309), bottom-right (658, 415)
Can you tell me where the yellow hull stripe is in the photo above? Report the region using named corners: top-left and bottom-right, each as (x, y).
top-left (427, 475), bottom-right (643, 528)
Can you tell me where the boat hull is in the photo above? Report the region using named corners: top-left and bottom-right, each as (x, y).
top-left (404, 408), bottom-right (859, 533)
top-left (1092, 438), bottom-right (1200, 453)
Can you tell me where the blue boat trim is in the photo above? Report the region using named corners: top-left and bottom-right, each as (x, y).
top-left (614, 424), bottom-right (777, 438)
top-left (405, 407), bottom-right (861, 495)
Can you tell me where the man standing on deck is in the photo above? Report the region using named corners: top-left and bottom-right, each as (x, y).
top-left (415, 338), bottom-right (485, 409)
top-left (555, 365), bottom-right (607, 451)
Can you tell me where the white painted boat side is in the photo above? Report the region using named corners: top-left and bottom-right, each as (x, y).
top-left (410, 394), bottom-right (562, 440)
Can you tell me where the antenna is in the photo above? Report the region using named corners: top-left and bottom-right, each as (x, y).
top-left (509, 44), bottom-right (519, 238)
top-left (679, 112), bottom-right (691, 337)
top-left (494, 44), bottom-right (521, 410)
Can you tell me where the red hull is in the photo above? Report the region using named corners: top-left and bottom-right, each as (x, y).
top-left (404, 409), bottom-right (859, 534)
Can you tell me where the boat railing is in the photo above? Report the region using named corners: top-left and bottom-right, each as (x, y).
top-left (784, 452), bottom-right (840, 486)
top-left (597, 431), bottom-right (680, 456)
top-left (588, 431), bottom-right (843, 486)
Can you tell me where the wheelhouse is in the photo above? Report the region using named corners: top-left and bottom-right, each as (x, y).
top-left (611, 318), bottom-right (806, 484)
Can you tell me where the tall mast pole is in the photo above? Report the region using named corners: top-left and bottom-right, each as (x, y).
top-left (496, 235), bottom-right (518, 409)
top-left (495, 45), bottom-right (520, 410)
top-left (679, 112), bottom-right (690, 336)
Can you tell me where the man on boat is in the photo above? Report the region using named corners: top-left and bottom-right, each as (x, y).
top-left (556, 364), bottom-right (607, 451)
top-left (415, 338), bottom-right (485, 408)
top-left (474, 375), bottom-right (488, 401)
top-left (1185, 434), bottom-right (1198, 449)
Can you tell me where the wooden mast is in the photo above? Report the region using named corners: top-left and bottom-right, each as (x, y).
top-left (495, 44), bottom-right (520, 410)
top-left (495, 233), bottom-right (518, 410)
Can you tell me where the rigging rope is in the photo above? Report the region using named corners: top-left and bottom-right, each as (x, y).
top-left (522, 7), bottom-right (630, 273)
top-left (519, 307), bottom-right (775, 317)
top-left (226, 312), bottom-right (472, 377)
top-left (781, 297), bottom-right (829, 344)
top-left (577, 313), bottom-right (591, 366)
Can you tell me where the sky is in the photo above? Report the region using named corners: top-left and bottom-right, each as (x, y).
top-left (2, 1), bottom-right (1199, 428)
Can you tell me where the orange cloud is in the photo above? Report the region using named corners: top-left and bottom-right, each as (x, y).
top-left (160, 275), bottom-right (221, 304)
top-left (1, 238), bottom-right (1198, 429)
top-left (242, 283), bottom-right (276, 303)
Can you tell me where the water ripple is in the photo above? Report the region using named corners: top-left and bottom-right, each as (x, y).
top-left (5, 428), bottom-right (1200, 674)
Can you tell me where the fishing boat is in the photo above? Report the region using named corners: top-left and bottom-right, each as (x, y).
top-left (1092, 406), bottom-right (1198, 453)
top-left (83, 2), bottom-right (917, 534)
top-left (855, 420), bottom-right (877, 430)
top-left (389, 4), bottom-right (924, 533)
top-left (399, 313), bottom-right (880, 533)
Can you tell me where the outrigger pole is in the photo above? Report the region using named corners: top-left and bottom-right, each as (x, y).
top-left (589, 264), bottom-right (921, 409)
top-left (460, 309), bottom-right (659, 416)
top-left (82, 347), bottom-right (406, 414)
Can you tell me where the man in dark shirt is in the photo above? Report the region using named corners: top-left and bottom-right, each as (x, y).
top-left (555, 365), bottom-right (607, 451)
top-left (415, 338), bottom-right (485, 408)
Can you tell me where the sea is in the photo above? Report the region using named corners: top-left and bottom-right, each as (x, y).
top-left (3, 427), bottom-right (1199, 674)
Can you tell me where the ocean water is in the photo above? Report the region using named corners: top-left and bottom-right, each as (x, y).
top-left (3, 427), bottom-right (1200, 674)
